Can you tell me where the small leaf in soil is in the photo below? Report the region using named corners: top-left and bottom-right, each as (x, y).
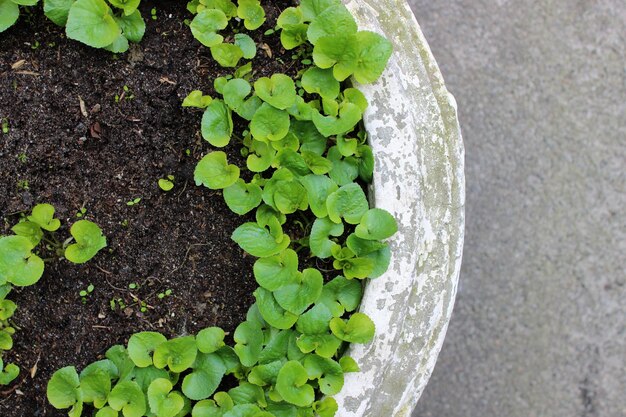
top-left (194, 151), bottom-right (240, 190)
top-left (0, 235), bottom-right (44, 287)
top-left (64, 220), bottom-right (107, 264)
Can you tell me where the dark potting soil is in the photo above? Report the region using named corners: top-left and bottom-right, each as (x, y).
top-left (0, 1), bottom-right (300, 415)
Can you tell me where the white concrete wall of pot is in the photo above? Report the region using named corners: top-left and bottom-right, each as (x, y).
top-left (335, 1), bottom-right (466, 416)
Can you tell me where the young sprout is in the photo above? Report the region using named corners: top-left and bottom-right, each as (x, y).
top-left (158, 175), bottom-right (175, 192)
top-left (151, 7), bottom-right (157, 20)
top-left (157, 289), bottom-right (172, 299)
top-left (75, 207), bottom-right (87, 218)
top-left (126, 197), bottom-right (141, 206)
top-left (1, 119), bottom-right (8, 134)
top-left (79, 284), bottom-right (95, 303)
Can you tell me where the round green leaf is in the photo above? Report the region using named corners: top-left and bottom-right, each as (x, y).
top-left (128, 332), bottom-right (167, 368)
top-left (80, 360), bottom-right (117, 408)
top-left (307, 4), bottom-right (357, 45)
top-left (64, 220), bottom-right (107, 264)
top-left (353, 31), bottom-right (394, 84)
top-left (248, 360), bottom-right (283, 387)
top-left (258, 329), bottom-right (291, 364)
top-left (333, 256), bottom-right (374, 279)
top-left (309, 217), bottom-right (343, 259)
top-left (232, 222), bottom-right (290, 258)
top-left (319, 276), bottom-right (363, 317)
top-left (0, 235), bottom-right (44, 287)
top-left (190, 8), bottom-right (228, 47)
top-left (301, 66), bottom-right (340, 100)
top-left (182, 353), bottom-right (226, 401)
top-left (95, 407), bottom-right (119, 417)
top-left (314, 397), bottom-right (339, 417)
top-left (132, 366), bottom-right (170, 392)
top-left (339, 356), bottom-right (360, 373)
top-left (275, 361), bottom-right (314, 407)
top-left (312, 34), bottom-right (358, 81)
top-left (43, 0), bottom-right (74, 26)
top-left (211, 43), bottom-right (244, 68)
top-left (326, 183), bottom-right (369, 225)
top-left (194, 151), bottom-right (240, 190)
top-left (234, 33), bottom-right (257, 59)
top-left (280, 24), bottom-right (308, 50)
top-left (201, 100), bottom-right (233, 147)
top-left (0, 331), bottom-right (13, 350)
top-left (0, 0), bottom-right (19, 33)
top-left (300, 0), bottom-right (341, 21)
top-left (250, 103), bottom-right (291, 142)
top-left (303, 354), bottom-right (344, 395)
top-left (27, 203), bottom-right (61, 231)
top-left (254, 288), bottom-right (298, 330)
top-left (234, 321), bottom-right (264, 367)
top-left (148, 378), bottom-right (185, 417)
top-left (65, 0), bottom-right (121, 48)
top-left (47, 366), bottom-right (81, 410)
top-left (355, 208), bottom-right (398, 240)
top-left (222, 78), bottom-right (251, 112)
top-left (108, 0), bottom-right (139, 15)
top-left (196, 327), bottom-right (226, 354)
top-left (228, 382), bottom-right (266, 406)
top-left (274, 268), bottom-right (324, 315)
top-left (296, 333), bottom-right (342, 359)
top-left (254, 74), bottom-right (297, 110)
top-left (109, 381), bottom-right (146, 417)
top-left (253, 249), bottom-right (299, 291)
top-left (237, 0), bottom-right (265, 30)
top-left (295, 303), bottom-right (333, 335)
top-left (299, 174), bottom-right (338, 218)
top-left (115, 9), bottom-right (145, 43)
top-left (11, 220), bottom-right (43, 247)
top-left (272, 180), bottom-right (308, 214)
top-left (183, 90), bottom-right (212, 108)
top-left (311, 102), bottom-right (362, 136)
top-left (223, 179), bottom-right (263, 215)
top-left (153, 336), bottom-right (198, 373)
top-left (327, 146), bottom-right (359, 186)
top-left (329, 312), bottom-right (375, 343)
top-left (0, 299), bottom-right (16, 321)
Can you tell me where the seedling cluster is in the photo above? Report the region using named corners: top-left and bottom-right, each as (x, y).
top-left (0, 204), bottom-right (107, 385)
top-left (1, 0), bottom-right (149, 53)
top-left (3, 0), bottom-right (398, 415)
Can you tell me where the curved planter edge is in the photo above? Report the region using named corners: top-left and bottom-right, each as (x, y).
top-left (336, 1), bottom-right (465, 416)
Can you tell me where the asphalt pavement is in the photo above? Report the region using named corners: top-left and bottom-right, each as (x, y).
top-left (407, 1), bottom-right (626, 416)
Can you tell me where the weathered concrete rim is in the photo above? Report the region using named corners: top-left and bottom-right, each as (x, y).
top-left (335, 1), bottom-right (465, 416)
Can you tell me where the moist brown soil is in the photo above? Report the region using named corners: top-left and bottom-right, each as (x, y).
top-left (0, 1), bottom-right (297, 415)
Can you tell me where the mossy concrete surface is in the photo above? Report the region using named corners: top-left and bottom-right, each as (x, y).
top-left (409, 1), bottom-right (626, 416)
top-left (335, 1), bottom-right (465, 416)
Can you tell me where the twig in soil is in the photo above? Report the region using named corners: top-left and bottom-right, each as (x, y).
top-left (166, 243), bottom-right (209, 277)
top-left (95, 264), bottom-right (112, 275)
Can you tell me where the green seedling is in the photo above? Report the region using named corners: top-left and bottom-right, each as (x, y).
top-left (79, 284), bottom-right (95, 303)
top-left (157, 289), bottom-right (172, 299)
top-left (151, 7), bottom-right (157, 20)
top-left (128, 282), bottom-right (138, 290)
top-left (1, 119), bottom-right (8, 134)
top-left (75, 207), bottom-right (87, 218)
top-left (17, 179), bottom-right (29, 190)
top-left (48, 0), bottom-right (147, 53)
top-left (64, 220), bottom-right (107, 264)
top-left (126, 197), bottom-right (141, 206)
top-left (17, 153), bottom-right (27, 163)
top-left (158, 175), bottom-right (175, 192)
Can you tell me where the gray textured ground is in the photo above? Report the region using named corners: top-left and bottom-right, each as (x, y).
top-left (407, 1), bottom-right (626, 416)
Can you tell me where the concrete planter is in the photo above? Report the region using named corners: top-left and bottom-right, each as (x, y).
top-left (335, 1), bottom-right (465, 416)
